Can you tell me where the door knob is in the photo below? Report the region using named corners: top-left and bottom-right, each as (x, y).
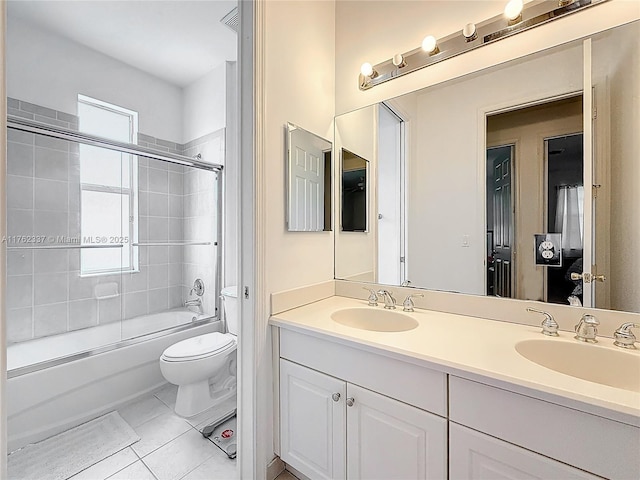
top-left (332, 393), bottom-right (341, 402)
top-left (346, 397), bottom-right (355, 407)
top-left (570, 272), bottom-right (606, 283)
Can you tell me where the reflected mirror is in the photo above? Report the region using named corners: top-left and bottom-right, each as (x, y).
top-left (341, 149), bottom-right (368, 232)
top-left (286, 123), bottom-right (332, 232)
top-left (334, 20), bottom-right (639, 314)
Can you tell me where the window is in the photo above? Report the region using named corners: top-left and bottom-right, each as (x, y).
top-left (78, 95), bottom-right (139, 275)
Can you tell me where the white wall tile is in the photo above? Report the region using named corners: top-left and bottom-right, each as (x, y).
top-left (148, 288), bottom-right (169, 314)
top-left (68, 299), bottom-right (98, 330)
top-left (7, 249), bottom-right (33, 276)
top-left (34, 273), bottom-right (68, 305)
top-left (6, 307), bottom-right (33, 343)
top-left (34, 302), bottom-right (68, 337)
top-left (6, 275), bottom-right (33, 309)
top-left (7, 175), bottom-right (34, 209)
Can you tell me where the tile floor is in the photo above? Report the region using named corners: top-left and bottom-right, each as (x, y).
top-left (67, 384), bottom-right (237, 480)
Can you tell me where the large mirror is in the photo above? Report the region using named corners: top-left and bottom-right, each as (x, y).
top-left (334, 20), bottom-right (639, 314)
top-left (286, 123), bottom-right (332, 232)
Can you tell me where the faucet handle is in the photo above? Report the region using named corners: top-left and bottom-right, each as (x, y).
top-left (526, 307), bottom-right (559, 336)
top-left (574, 314), bottom-right (599, 342)
top-left (403, 293), bottom-right (424, 312)
top-left (613, 322), bottom-right (640, 349)
top-left (362, 287), bottom-right (378, 306)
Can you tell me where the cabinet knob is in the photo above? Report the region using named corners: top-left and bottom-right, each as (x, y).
top-left (332, 393), bottom-right (341, 402)
top-left (346, 397), bottom-right (355, 407)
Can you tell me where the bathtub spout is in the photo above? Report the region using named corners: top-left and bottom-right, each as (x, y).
top-left (185, 298), bottom-right (203, 314)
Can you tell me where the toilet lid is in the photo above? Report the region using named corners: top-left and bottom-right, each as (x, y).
top-left (162, 332), bottom-right (235, 361)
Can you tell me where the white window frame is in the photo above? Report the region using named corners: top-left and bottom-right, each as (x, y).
top-left (78, 95), bottom-right (139, 276)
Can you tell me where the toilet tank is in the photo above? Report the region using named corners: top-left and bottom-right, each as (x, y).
top-left (221, 286), bottom-right (238, 335)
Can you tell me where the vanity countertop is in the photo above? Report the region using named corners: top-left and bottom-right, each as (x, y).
top-left (270, 295), bottom-right (640, 425)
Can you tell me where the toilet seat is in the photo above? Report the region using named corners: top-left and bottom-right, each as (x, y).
top-left (162, 333), bottom-right (236, 362)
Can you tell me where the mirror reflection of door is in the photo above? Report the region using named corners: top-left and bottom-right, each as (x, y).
top-left (377, 104), bottom-right (403, 285)
top-left (486, 95), bottom-right (585, 305)
top-left (486, 145), bottom-right (514, 298)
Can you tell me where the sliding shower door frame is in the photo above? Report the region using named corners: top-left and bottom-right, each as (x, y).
top-left (6, 116), bottom-right (226, 378)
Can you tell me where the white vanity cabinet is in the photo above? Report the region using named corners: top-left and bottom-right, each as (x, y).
top-left (278, 328), bottom-right (448, 480)
top-left (280, 359), bottom-right (447, 480)
top-left (449, 423), bottom-right (600, 479)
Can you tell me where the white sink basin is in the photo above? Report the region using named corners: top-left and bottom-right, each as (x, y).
top-left (331, 308), bottom-right (418, 332)
top-left (515, 339), bottom-right (640, 391)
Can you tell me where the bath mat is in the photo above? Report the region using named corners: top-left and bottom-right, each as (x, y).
top-left (7, 411), bottom-right (139, 480)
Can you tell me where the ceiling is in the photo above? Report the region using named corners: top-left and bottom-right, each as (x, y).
top-left (8, 0), bottom-right (238, 87)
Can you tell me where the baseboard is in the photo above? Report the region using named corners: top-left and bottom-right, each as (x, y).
top-left (266, 456), bottom-right (285, 480)
top-left (285, 464), bottom-right (311, 480)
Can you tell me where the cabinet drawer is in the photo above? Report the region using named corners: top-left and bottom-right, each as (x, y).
top-left (450, 376), bottom-right (640, 479)
top-left (280, 328), bottom-right (447, 416)
top-left (450, 423), bottom-right (599, 479)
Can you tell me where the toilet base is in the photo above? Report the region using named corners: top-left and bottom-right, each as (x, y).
top-left (175, 376), bottom-right (237, 418)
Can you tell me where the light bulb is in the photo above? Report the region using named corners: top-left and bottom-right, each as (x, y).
top-left (421, 35), bottom-right (438, 54)
top-left (360, 62), bottom-right (374, 77)
top-left (462, 23), bottom-right (477, 40)
top-left (392, 53), bottom-right (406, 67)
top-left (504, 0), bottom-right (523, 21)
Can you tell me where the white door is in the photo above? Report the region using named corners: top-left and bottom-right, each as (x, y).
top-left (346, 384), bottom-right (447, 480)
top-left (449, 423), bottom-right (600, 479)
top-left (280, 360), bottom-right (346, 480)
top-left (377, 104), bottom-right (403, 284)
top-left (289, 129), bottom-right (325, 231)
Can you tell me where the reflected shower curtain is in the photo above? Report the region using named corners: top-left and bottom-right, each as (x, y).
top-left (555, 185), bottom-right (584, 251)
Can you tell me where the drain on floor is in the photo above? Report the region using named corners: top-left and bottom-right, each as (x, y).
top-left (201, 409), bottom-right (237, 459)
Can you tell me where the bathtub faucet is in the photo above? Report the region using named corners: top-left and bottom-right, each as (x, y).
top-left (185, 297), bottom-right (203, 314)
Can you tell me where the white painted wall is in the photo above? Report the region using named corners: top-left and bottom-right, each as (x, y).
top-left (406, 44), bottom-right (582, 295)
top-left (182, 63), bottom-right (227, 143)
top-left (335, 0), bottom-right (640, 114)
top-left (259, 0), bottom-right (336, 474)
top-left (7, 17), bottom-right (183, 142)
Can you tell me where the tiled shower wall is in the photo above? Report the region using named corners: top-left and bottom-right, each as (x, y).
top-left (6, 98), bottom-right (222, 344)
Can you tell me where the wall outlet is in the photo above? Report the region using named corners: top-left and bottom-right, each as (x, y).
top-left (462, 235), bottom-right (470, 247)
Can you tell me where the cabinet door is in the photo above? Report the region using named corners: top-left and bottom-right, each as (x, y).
top-left (346, 384), bottom-right (447, 480)
top-left (450, 423), bottom-right (600, 479)
top-left (280, 359), bottom-right (346, 480)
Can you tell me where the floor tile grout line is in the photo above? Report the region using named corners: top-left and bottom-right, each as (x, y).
top-left (140, 456), bottom-right (161, 480)
top-left (133, 425), bottom-right (194, 460)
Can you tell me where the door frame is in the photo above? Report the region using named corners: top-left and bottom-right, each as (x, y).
top-left (478, 89), bottom-right (585, 298)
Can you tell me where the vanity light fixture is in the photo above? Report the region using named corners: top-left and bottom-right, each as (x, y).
top-left (392, 53), bottom-right (406, 68)
top-left (504, 0), bottom-right (524, 23)
top-left (421, 35), bottom-right (439, 54)
top-left (462, 23), bottom-right (478, 42)
top-left (360, 62), bottom-right (376, 78)
top-left (358, 0), bottom-right (607, 90)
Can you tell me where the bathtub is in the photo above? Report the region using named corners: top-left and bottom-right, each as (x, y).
top-left (7, 309), bottom-right (221, 452)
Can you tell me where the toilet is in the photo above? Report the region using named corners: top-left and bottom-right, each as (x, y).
top-left (160, 286), bottom-right (238, 417)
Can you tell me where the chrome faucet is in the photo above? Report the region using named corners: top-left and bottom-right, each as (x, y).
top-left (377, 290), bottom-right (397, 309)
top-left (363, 287), bottom-right (379, 306)
top-left (403, 293), bottom-right (424, 312)
top-left (574, 314), bottom-right (599, 343)
top-left (526, 307), bottom-right (559, 336)
top-left (185, 297), bottom-right (203, 314)
top-left (613, 322), bottom-right (640, 349)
